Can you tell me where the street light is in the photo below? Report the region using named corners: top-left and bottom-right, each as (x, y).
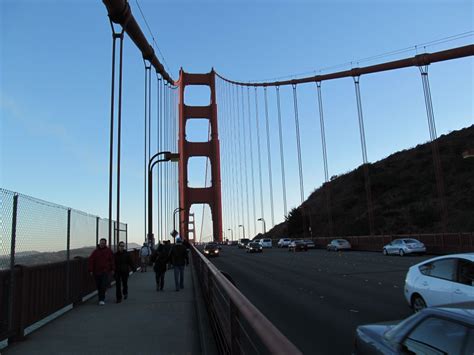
top-left (227, 228), bottom-right (233, 241)
top-left (238, 224), bottom-right (246, 239)
top-left (257, 217), bottom-right (266, 235)
top-left (147, 151), bottom-right (180, 247)
top-left (172, 207), bottom-right (184, 242)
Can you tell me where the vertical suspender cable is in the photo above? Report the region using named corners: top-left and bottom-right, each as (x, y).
top-left (164, 84), bottom-right (169, 238)
top-left (353, 76), bottom-right (375, 236)
top-left (241, 86), bottom-right (251, 237)
top-left (237, 86), bottom-right (245, 231)
top-left (143, 63), bottom-right (150, 243)
top-left (292, 84), bottom-right (305, 204)
top-left (156, 75), bottom-right (161, 243)
top-left (275, 86), bottom-right (288, 218)
top-left (115, 32), bottom-right (124, 249)
top-left (316, 82), bottom-right (334, 237)
top-left (419, 65), bottom-right (447, 232)
top-left (247, 87), bottom-right (257, 236)
top-left (225, 83), bottom-right (234, 234)
top-left (160, 79), bottom-right (165, 241)
top-left (255, 88), bottom-right (265, 230)
top-left (233, 85), bottom-right (242, 231)
top-left (264, 87), bottom-right (275, 228)
top-left (228, 83), bottom-right (236, 235)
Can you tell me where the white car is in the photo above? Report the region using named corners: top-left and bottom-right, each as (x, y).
top-left (259, 238), bottom-right (273, 248)
top-left (277, 238), bottom-right (291, 248)
top-left (404, 253), bottom-right (474, 312)
top-left (383, 238), bottom-right (426, 256)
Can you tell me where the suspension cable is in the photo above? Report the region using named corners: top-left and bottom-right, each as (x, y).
top-left (316, 82), bottom-right (334, 237)
top-left (353, 76), bottom-right (375, 236)
top-left (419, 65), bottom-right (447, 232)
top-left (247, 87), bottom-right (257, 236)
top-left (254, 88), bottom-right (265, 231)
top-left (264, 87), bottom-right (275, 228)
top-left (226, 82), bottom-right (236, 237)
top-left (275, 86), bottom-right (288, 217)
top-left (143, 62), bottom-right (151, 243)
top-left (237, 86), bottom-right (245, 232)
top-left (156, 74), bottom-right (161, 243)
top-left (241, 86), bottom-right (251, 237)
top-left (107, 25), bottom-right (124, 247)
top-left (292, 84), bottom-right (305, 204)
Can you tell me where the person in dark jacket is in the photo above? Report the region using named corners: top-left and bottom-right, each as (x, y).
top-left (169, 237), bottom-right (189, 291)
top-left (114, 242), bottom-right (136, 303)
top-left (150, 246), bottom-right (168, 291)
top-left (88, 238), bottom-right (115, 305)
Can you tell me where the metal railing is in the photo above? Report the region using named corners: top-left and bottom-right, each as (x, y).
top-left (0, 188), bottom-right (129, 342)
top-left (191, 244), bottom-right (302, 355)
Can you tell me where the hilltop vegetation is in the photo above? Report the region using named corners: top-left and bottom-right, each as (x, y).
top-left (270, 125), bottom-right (474, 238)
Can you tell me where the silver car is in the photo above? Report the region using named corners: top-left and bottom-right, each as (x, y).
top-left (326, 239), bottom-right (351, 251)
top-left (383, 238), bottom-right (426, 256)
top-left (353, 303), bottom-right (474, 354)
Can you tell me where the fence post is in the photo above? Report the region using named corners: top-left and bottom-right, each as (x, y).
top-left (66, 209), bottom-right (71, 303)
top-left (8, 194), bottom-right (18, 336)
top-left (96, 217), bottom-right (99, 247)
top-left (125, 223), bottom-right (128, 249)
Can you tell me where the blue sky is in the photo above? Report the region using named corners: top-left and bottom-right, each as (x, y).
top-left (1, 0), bottom-right (472, 247)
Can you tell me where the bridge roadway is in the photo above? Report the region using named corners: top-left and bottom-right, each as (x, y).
top-left (4, 266), bottom-right (205, 355)
top-left (210, 246), bottom-right (431, 354)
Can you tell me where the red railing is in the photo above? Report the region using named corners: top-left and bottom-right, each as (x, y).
top-left (0, 250), bottom-right (139, 343)
top-left (191, 244), bottom-right (302, 355)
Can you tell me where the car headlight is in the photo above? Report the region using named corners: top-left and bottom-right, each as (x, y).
top-left (215, 250), bottom-right (219, 253)
top-left (204, 250), bottom-right (209, 254)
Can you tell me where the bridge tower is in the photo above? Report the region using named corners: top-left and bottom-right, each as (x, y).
top-left (178, 69), bottom-right (222, 243)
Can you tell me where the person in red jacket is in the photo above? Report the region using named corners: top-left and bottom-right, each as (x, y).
top-left (88, 238), bottom-right (115, 305)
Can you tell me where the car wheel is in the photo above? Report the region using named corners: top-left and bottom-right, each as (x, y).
top-left (412, 294), bottom-right (427, 312)
top-left (399, 249), bottom-right (405, 257)
top-left (383, 248), bottom-right (388, 256)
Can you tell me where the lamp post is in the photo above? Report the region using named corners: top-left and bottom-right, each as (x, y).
top-left (238, 224), bottom-right (246, 239)
top-left (227, 228), bottom-right (233, 242)
top-left (173, 207), bottom-right (184, 242)
top-left (148, 151), bottom-right (180, 247)
top-left (257, 217), bottom-right (266, 235)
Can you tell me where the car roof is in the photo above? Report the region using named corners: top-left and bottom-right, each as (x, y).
top-left (413, 253), bottom-right (474, 266)
top-left (427, 303), bottom-right (474, 325)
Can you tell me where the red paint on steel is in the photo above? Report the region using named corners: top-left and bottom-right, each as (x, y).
top-left (178, 70), bottom-right (223, 242)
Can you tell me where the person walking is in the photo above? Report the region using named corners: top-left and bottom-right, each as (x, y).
top-left (88, 238), bottom-right (115, 305)
top-left (169, 237), bottom-right (189, 291)
top-left (139, 242), bottom-right (151, 272)
top-left (151, 245), bottom-right (168, 291)
top-left (114, 241), bottom-right (136, 303)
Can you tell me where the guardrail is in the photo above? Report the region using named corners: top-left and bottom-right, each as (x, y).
top-left (0, 250), bottom-right (139, 343)
top-left (191, 244), bottom-right (302, 355)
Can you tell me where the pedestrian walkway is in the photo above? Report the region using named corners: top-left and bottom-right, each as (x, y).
top-left (4, 266), bottom-right (202, 355)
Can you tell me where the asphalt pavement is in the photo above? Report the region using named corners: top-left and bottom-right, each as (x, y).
top-left (209, 246), bottom-right (431, 354)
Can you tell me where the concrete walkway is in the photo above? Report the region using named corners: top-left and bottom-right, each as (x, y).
top-left (4, 266), bottom-right (203, 355)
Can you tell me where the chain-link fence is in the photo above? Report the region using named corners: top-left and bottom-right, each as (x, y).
top-left (0, 188), bottom-right (128, 270)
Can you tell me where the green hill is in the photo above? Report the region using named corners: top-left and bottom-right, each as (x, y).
top-left (270, 125), bottom-right (474, 238)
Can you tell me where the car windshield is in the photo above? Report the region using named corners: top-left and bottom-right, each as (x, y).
top-left (337, 240), bottom-right (347, 244)
top-left (383, 313), bottom-right (419, 341)
top-left (264, 239), bottom-right (271, 242)
top-left (250, 243), bottom-right (260, 247)
top-left (205, 244), bottom-right (217, 249)
top-left (403, 239), bottom-right (419, 244)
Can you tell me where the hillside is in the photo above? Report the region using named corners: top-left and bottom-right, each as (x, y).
top-left (269, 125), bottom-right (474, 238)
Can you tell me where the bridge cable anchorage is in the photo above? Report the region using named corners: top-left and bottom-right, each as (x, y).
top-left (292, 84), bottom-right (305, 204)
top-left (264, 87), bottom-right (275, 228)
top-left (237, 86), bottom-right (246, 236)
top-left (107, 23), bottom-right (124, 248)
top-left (156, 74), bottom-right (161, 243)
top-left (275, 86), bottom-right (288, 218)
top-left (143, 61), bottom-right (151, 244)
top-left (242, 86), bottom-right (251, 237)
top-left (419, 65), bottom-right (448, 232)
top-left (352, 76), bottom-right (375, 236)
top-left (316, 81), bottom-right (334, 237)
top-left (247, 87), bottom-right (257, 236)
top-left (254, 87), bottom-right (266, 232)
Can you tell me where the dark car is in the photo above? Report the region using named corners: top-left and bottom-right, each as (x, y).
top-left (246, 242), bottom-right (263, 253)
top-left (288, 240), bottom-right (308, 252)
top-left (353, 303), bottom-right (474, 354)
top-left (203, 243), bottom-right (220, 257)
top-left (238, 238), bottom-right (250, 249)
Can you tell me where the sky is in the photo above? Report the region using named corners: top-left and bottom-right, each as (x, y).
top-left (1, 0), bottom-right (472, 248)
